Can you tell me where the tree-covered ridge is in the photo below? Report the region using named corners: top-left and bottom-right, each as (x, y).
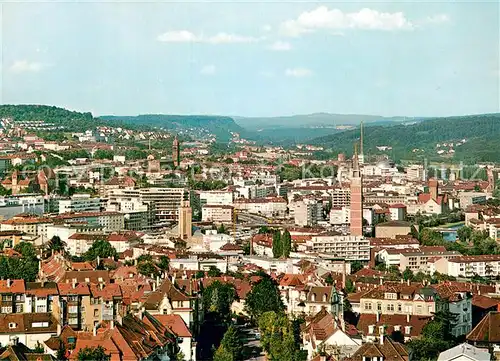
top-left (101, 114), bottom-right (244, 141)
top-left (0, 104), bottom-right (127, 131)
top-left (311, 113), bottom-right (500, 162)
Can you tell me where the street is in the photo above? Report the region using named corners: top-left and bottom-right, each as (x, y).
top-left (238, 324), bottom-right (266, 361)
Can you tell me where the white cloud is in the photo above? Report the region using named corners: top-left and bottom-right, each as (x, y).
top-left (200, 64), bottom-right (216, 75)
top-left (10, 60), bottom-right (44, 73)
top-left (157, 30), bottom-right (200, 42)
top-left (157, 31), bottom-right (260, 44)
top-left (207, 32), bottom-right (259, 44)
top-left (280, 6), bottom-right (413, 36)
top-left (268, 41), bottom-right (292, 51)
top-left (262, 25), bottom-right (272, 32)
top-left (424, 14), bottom-right (450, 24)
top-left (285, 67), bottom-right (312, 77)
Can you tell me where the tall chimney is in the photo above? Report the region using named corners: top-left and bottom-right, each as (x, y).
top-left (93, 325), bottom-right (97, 336)
top-left (406, 314), bottom-right (410, 323)
top-left (6, 279), bottom-right (11, 288)
top-left (379, 334), bottom-right (384, 345)
top-left (376, 312), bottom-right (380, 322)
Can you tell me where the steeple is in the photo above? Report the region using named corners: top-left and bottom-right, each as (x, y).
top-left (352, 143), bottom-right (360, 178)
top-left (359, 121), bottom-right (365, 164)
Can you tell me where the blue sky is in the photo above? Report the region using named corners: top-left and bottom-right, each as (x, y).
top-left (2, 0), bottom-right (499, 117)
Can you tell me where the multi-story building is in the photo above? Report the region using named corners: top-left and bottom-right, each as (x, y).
top-left (434, 255), bottom-right (500, 278)
top-left (306, 235), bottom-right (370, 261)
top-left (0, 214), bottom-right (53, 243)
top-left (140, 187), bottom-right (189, 222)
top-left (406, 164), bottom-right (425, 181)
top-left (57, 282), bottom-right (91, 331)
top-left (202, 205), bottom-right (234, 223)
top-left (59, 194), bottom-right (101, 214)
top-left (198, 190), bottom-right (233, 206)
top-left (0, 279), bottom-right (25, 314)
top-left (294, 200), bottom-right (323, 227)
top-left (331, 188), bottom-right (351, 209)
top-left (399, 248), bottom-right (462, 273)
top-left (233, 197), bottom-right (287, 218)
top-left (57, 211), bottom-right (124, 232)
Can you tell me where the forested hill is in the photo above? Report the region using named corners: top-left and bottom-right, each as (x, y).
top-left (0, 104), bottom-right (99, 131)
top-left (311, 113), bottom-right (500, 163)
top-left (101, 114), bottom-right (244, 141)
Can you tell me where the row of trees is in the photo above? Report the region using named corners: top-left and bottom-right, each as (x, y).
top-left (272, 229), bottom-right (292, 258)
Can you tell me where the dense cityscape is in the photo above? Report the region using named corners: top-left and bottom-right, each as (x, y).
top-left (1, 1), bottom-right (499, 361)
top-left (0, 104), bottom-right (499, 361)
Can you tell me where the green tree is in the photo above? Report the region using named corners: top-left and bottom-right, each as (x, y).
top-left (77, 346), bottom-right (110, 361)
top-left (213, 345), bottom-right (234, 361)
top-left (350, 261), bottom-right (364, 274)
top-left (402, 267), bottom-right (414, 281)
top-left (14, 242), bottom-right (37, 259)
top-left (208, 266), bottom-right (222, 277)
top-left (258, 311), bottom-right (306, 361)
top-left (173, 351), bottom-right (185, 361)
top-left (195, 270), bottom-right (205, 279)
top-left (137, 260), bottom-right (160, 278)
top-left (220, 326), bottom-right (243, 361)
top-left (457, 226), bottom-right (472, 242)
top-left (83, 240), bottom-right (117, 261)
top-left (282, 229), bottom-right (292, 258)
top-left (218, 223), bottom-right (227, 234)
top-left (272, 231), bottom-right (282, 258)
top-left (157, 255), bottom-right (170, 271)
top-left (345, 279), bottom-right (356, 293)
top-left (202, 280), bottom-right (236, 316)
top-left (56, 343), bottom-right (67, 361)
top-left (93, 149), bottom-right (114, 160)
top-left (46, 235), bottom-right (67, 253)
top-left (245, 275), bottom-right (284, 319)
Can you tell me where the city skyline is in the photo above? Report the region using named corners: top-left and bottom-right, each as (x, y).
top-left (3, 0), bottom-right (499, 118)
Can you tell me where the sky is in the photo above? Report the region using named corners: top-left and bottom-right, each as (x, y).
top-left (1, 0), bottom-right (499, 118)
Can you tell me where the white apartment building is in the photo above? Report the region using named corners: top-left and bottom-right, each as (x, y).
top-left (406, 165), bottom-right (425, 181)
top-left (201, 205), bottom-right (234, 223)
top-left (139, 187), bottom-right (189, 222)
top-left (306, 235), bottom-right (370, 261)
top-left (434, 255), bottom-right (500, 278)
top-left (59, 194), bottom-right (101, 214)
top-left (399, 249), bottom-right (461, 273)
top-left (198, 190), bottom-right (234, 206)
top-left (293, 200), bottom-right (323, 227)
top-left (233, 197), bottom-right (287, 218)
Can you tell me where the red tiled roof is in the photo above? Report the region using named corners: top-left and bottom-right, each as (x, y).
top-left (151, 314), bottom-right (192, 338)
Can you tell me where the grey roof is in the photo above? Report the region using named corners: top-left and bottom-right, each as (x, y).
top-left (437, 343), bottom-right (490, 361)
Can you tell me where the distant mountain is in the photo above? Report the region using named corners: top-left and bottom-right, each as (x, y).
top-left (310, 113), bottom-right (500, 162)
top-left (101, 114), bottom-right (244, 141)
top-left (234, 113), bottom-right (412, 130)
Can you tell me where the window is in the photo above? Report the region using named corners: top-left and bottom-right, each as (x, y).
top-left (387, 304), bottom-right (394, 312)
top-left (2, 306), bottom-right (12, 314)
top-left (94, 309), bottom-right (99, 317)
top-left (15, 305), bottom-right (23, 313)
top-left (364, 303), bottom-right (372, 310)
top-left (405, 326), bottom-right (412, 335)
top-left (377, 303), bottom-right (382, 311)
top-left (8, 322), bottom-right (17, 329)
top-left (397, 304), bottom-right (402, 312)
